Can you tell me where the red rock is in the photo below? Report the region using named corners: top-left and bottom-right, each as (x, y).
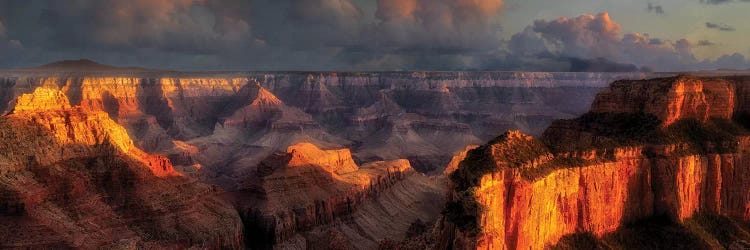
top-left (233, 142), bottom-right (415, 247)
top-left (591, 76), bottom-right (735, 126)
top-left (439, 76), bottom-right (750, 249)
top-left (0, 88), bottom-right (244, 249)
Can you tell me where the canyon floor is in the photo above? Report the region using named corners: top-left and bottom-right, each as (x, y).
top-left (1, 61), bottom-right (749, 249)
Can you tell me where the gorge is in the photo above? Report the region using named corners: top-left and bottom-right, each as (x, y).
top-left (3, 61), bottom-right (750, 249)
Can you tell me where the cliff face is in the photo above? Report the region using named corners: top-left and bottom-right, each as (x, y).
top-left (0, 88), bottom-right (244, 249)
top-left (0, 70), bottom-right (664, 249)
top-left (441, 76), bottom-right (750, 249)
top-left (233, 142), bottom-right (423, 248)
top-left (0, 71), bottom-right (659, 180)
top-left (591, 76), bottom-right (735, 126)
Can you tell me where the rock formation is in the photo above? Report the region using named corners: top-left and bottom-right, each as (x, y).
top-left (0, 87), bottom-right (244, 249)
top-left (443, 145), bottom-right (480, 175)
top-left (439, 75), bottom-right (750, 249)
top-left (0, 63), bottom-right (674, 249)
top-left (0, 70), bottom-right (662, 180)
top-left (232, 142), bottom-right (427, 248)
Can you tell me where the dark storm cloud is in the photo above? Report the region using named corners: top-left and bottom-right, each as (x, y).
top-left (706, 22), bottom-right (736, 31)
top-left (0, 0), bottom-right (258, 69)
top-left (0, 1), bottom-right (748, 71)
top-left (0, 0), bottom-right (506, 70)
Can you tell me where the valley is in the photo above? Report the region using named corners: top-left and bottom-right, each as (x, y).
top-left (6, 65), bottom-right (748, 249)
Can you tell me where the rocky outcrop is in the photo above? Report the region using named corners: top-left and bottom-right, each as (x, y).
top-left (285, 143), bottom-right (359, 175)
top-left (0, 87), bottom-right (244, 249)
top-left (443, 145), bottom-right (480, 175)
top-left (0, 71), bottom-right (662, 179)
top-left (440, 76), bottom-right (750, 249)
top-left (0, 68), bottom-right (671, 249)
top-left (232, 142), bottom-right (418, 248)
top-left (591, 76), bottom-right (735, 126)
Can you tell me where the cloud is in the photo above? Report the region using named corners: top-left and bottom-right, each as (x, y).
top-left (706, 22), bottom-right (735, 31)
top-left (372, 0), bottom-right (504, 50)
top-left (508, 27), bottom-right (548, 56)
top-left (566, 57), bottom-right (649, 72)
top-left (647, 3), bottom-right (665, 15)
top-left (62, 0), bottom-right (252, 51)
top-left (697, 40), bottom-right (715, 46)
top-left (0, 1), bottom-right (748, 71)
top-left (251, 0), bottom-right (365, 49)
top-left (705, 53), bottom-right (750, 70)
top-left (513, 12), bottom-right (720, 71)
top-left (0, 0), bottom-right (263, 69)
top-left (531, 13), bottom-right (622, 59)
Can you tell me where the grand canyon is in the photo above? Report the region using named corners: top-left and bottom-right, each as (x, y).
top-left (2, 1), bottom-right (750, 249)
top-left (0, 60), bottom-right (747, 249)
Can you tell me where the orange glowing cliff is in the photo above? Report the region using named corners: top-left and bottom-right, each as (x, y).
top-left (439, 76), bottom-right (750, 249)
top-left (0, 88), bottom-right (244, 248)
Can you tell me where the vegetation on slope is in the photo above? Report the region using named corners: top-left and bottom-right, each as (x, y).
top-left (543, 112), bottom-right (750, 155)
top-left (447, 113), bottom-right (750, 236)
top-left (445, 131), bottom-right (552, 235)
top-left (550, 214), bottom-right (750, 250)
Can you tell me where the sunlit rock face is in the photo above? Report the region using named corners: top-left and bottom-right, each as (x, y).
top-left (439, 76), bottom-right (750, 250)
top-left (230, 142), bottom-right (442, 248)
top-left (591, 76), bottom-right (735, 126)
top-left (0, 69), bottom-right (664, 249)
top-left (0, 71), bottom-right (660, 180)
top-left (443, 145), bottom-right (480, 175)
top-left (0, 88), bottom-right (243, 249)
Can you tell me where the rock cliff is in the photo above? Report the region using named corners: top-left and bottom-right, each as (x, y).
top-left (0, 71), bottom-right (661, 180)
top-left (440, 75), bottom-right (750, 249)
top-left (0, 68), bottom-right (668, 249)
top-left (591, 76), bottom-right (735, 126)
top-left (0, 88), bottom-right (244, 249)
top-left (232, 142), bottom-right (423, 248)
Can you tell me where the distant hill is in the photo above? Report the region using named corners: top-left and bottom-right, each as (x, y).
top-left (16, 59), bottom-right (155, 72)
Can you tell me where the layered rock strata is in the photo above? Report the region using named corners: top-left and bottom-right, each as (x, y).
top-left (440, 76), bottom-right (750, 249)
top-left (0, 88), bottom-right (244, 249)
top-left (0, 71), bottom-right (660, 177)
top-left (232, 142), bottom-right (421, 248)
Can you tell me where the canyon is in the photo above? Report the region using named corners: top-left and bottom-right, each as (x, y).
top-left (440, 75), bottom-right (750, 249)
top-left (6, 61), bottom-right (748, 249)
top-left (0, 68), bottom-right (658, 178)
top-left (0, 62), bottom-right (655, 249)
top-left (0, 87), bottom-right (243, 248)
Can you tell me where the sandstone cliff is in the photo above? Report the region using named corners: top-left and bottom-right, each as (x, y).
top-left (440, 76), bottom-right (750, 249)
top-left (230, 142), bottom-right (438, 248)
top-left (0, 71), bottom-right (660, 180)
top-left (0, 69), bottom-right (667, 249)
top-left (0, 87), bottom-right (244, 249)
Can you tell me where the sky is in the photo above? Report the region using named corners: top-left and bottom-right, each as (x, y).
top-left (0, 0), bottom-right (748, 72)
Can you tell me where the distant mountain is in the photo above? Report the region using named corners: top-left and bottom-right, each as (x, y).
top-left (38, 59), bottom-right (116, 69)
top-left (17, 59), bottom-right (155, 72)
